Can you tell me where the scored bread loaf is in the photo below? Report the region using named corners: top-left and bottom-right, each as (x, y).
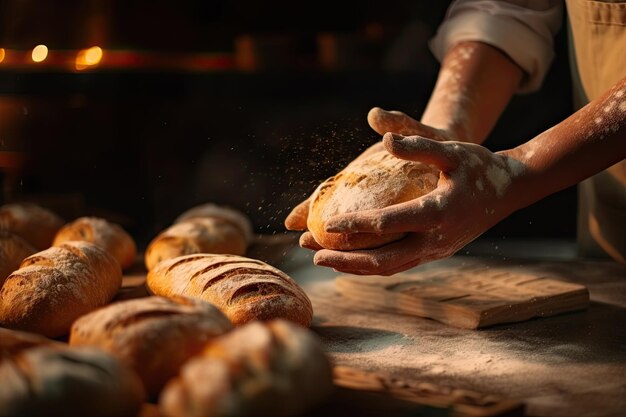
top-left (160, 319), bottom-right (333, 417)
top-left (69, 296), bottom-right (233, 397)
top-left (145, 203), bottom-right (253, 271)
top-left (0, 328), bottom-right (145, 417)
top-left (0, 203), bottom-right (64, 250)
top-left (145, 218), bottom-right (247, 271)
top-left (0, 231), bottom-right (36, 286)
top-left (146, 254), bottom-right (313, 326)
top-left (53, 216), bottom-right (137, 270)
top-left (307, 150), bottom-right (438, 250)
top-left (0, 241), bottom-right (122, 337)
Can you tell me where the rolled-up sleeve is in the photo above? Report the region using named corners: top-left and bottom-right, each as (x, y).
top-left (429, 0), bottom-right (564, 93)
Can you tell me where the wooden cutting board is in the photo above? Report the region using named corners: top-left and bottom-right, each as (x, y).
top-left (335, 263), bottom-right (590, 329)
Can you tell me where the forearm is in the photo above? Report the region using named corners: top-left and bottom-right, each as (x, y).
top-left (504, 77), bottom-right (626, 211)
top-left (421, 41), bottom-right (523, 144)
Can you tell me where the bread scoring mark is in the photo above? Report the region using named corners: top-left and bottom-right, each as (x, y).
top-left (20, 255), bottom-right (54, 268)
top-left (200, 267), bottom-right (275, 294)
top-left (228, 281), bottom-right (288, 305)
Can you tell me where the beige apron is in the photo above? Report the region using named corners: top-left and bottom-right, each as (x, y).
top-left (566, 0), bottom-right (626, 263)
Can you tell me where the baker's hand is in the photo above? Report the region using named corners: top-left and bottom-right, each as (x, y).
top-left (305, 132), bottom-right (526, 275)
top-left (284, 108), bottom-right (456, 231)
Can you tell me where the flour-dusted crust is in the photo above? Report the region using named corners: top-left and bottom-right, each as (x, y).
top-left (53, 217), bottom-right (137, 270)
top-left (175, 203), bottom-right (254, 243)
top-left (0, 203), bottom-right (64, 250)
top-left (160, 320), bottom-right (333, 417)
top-left (146, 254), bottom-right (313, 326)
top-left (69, 296), bottom-right (232, 397)
top-left (145, 218), bottom-right (247, 271)
top-left (308, 151), bottom-right (438, 250)
top-left (0, 328), bottom-right (145, 417)
top-left (0, 241), bottom-right (122, 337)
top-left (0, 231), bottom-right (36, 286)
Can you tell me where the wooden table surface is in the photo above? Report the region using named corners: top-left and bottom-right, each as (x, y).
top-left (279, 247), bottom-right (626, 417)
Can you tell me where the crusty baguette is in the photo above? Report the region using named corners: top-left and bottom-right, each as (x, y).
top-left (0, 241), bottom-right (122, 337)
top-left (146, 254), bottom-right (313, 326)
top-left (175, 203), bottom-right (253, 243)
top-left (0, 203), bottom-right (64, 250)
top-left (0, 328), bottom-right (144, 417)
top-left (0, 230), bottom-right (36, 286)
top-left (53, 216), bottom-right (137, 269)
top-left (160, 319), bottom-right (333, 417)
top-left (70, 296), bottom-right (233, 397)
top-left (145, 218), bottom-right (247, 271)
top-left (308, 150), bottom-right (438, 250)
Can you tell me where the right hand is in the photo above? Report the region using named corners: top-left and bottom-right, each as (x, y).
top-left (284, 107), bottom-right (456, 232)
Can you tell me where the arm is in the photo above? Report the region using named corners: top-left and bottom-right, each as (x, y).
top-left (312, 77), bottom-right (626, 275)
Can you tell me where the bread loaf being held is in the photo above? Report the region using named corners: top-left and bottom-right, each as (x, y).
top-left (53, 216), bottom-right (137, 270)
top-left (0, 203), bottom-right (64, 250)
top-left (146, 254), bottom-right (312, 326)
top-left (0, 328), bottom-right (144, 417)
top-left (70, 295), bottom-right (233, 397)
top-left (0, 241), bottom-right (122, 337)
top-left (307, 150), bottom-right (438, 250)
top-left (160, 319), bottom-right (333, 417)
top-left (0, 231), bottom-right (36, 286)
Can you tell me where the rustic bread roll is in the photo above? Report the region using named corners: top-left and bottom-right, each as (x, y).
top-left (160, 319), bottom-right (333, 417)
top-left (145, 218), bottom-right (247, 271)
top-left (0, 328), bottom-right (145, 417)
top-left (0, 203), bottom-right (64, 250)
top-left (53, 216), bottom-right (137, 270)
top-left (146, 254), bottom-right (313, 326)
top-left (0, 231), bottom-right (36, 286)
top-left (0, 241), bottom-right (122, 337)
top-left (175, 203), bottom-right (254, 243)
top-left (308, 150), bottom-right (438, 250)
top-left (69, 296), bottom-right (233, 397)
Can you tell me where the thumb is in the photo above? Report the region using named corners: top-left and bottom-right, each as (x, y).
top-left (383, 132), bottom-right (459, 173)
top-left (367, 107), bottom-right (448, 140)
top-left (284, 199), bottom-right (310, 231)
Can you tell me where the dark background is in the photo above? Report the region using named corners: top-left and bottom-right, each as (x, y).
top-left (0, 1), bottom-right (575, 249)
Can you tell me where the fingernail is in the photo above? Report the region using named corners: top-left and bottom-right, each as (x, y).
top-left (383, 132), bottom-right (405, 142)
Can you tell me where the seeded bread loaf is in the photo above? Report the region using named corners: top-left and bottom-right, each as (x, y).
top-left (0, 231), bottom-right (36, 286)
top-left (160, 319), bottom-right (333, 417)
top-left (146, 254), bottom-right (313, 326)
top-left (0, 241), bottom-right (122, 337)
top-left (69, 296), bottom-right (233, 396)
top-left (308, 151), bottom-right (438, 250)
top-left (0, 203), bottom-right (64, 250)
top-left (53, 216), bottom-right (137, 270)
top-left (0, 328), bottom-right (144, 417)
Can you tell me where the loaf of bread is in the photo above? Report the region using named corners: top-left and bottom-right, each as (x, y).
top-left (145, 218), bottom-right (247, 271)
top-left (160, 319), bottom-right (333, 417)
top-left (308, 150), bottom-right (438, 250)
top-left (53, 216), bottom-right (137, 270)
top-left (0, 203), bottom-right (64, 250)
top-left (0, 241), bottom-right (122, 337)
top-left (146, 254), bottom-right (313, 326)
top-left (70, 296), bottom-right (233, 397)
top-left (175, 203), bottom-right (253, 242)
top-left (0, 328), bottom-right (145, 417)
top-left (0, 231), bottom-right (36, 286)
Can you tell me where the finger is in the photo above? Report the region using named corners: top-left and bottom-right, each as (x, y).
top-left (284, 199), bottom-right (310, 231)
top-left (299, 232), bottom-right (323, 251)
top-left (368, 107), bottom-right (448, 139)
top-left (313, 234), bottom-right (425, 275)
top-left (324, 191), bottom-right (448, 234)
top-left (383, 132), bottom-right (459, 172)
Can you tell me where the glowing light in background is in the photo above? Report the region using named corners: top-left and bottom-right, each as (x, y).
top-left (31, 45), bottom-right (48, 62)
top-left (76, 46), bottom-right (103, 70)
top-left (0, 49), bottom-right (5, 63)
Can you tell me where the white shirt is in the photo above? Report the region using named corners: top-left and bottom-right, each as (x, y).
top-left (429, 0), bottom-right (564, 93)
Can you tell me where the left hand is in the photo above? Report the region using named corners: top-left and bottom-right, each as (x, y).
top-left (300, 132), bottom-right (527, 275)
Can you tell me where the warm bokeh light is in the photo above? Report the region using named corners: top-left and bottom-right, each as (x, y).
top-left (76, 46), bottom-right (103, 70)
top-left (31, 45), bottom-right (48, 62)
top-left (0, 48), bottom-right (5, 63)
